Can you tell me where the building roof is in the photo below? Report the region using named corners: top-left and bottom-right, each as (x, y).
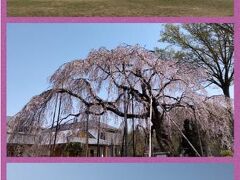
top-left (7, 119), bottom-right (121, 146)
top-left (56, 120), bottom-right (119, 133)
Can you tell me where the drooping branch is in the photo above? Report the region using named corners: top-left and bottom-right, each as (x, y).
top-left (9, 45), bottom-right (233, 157)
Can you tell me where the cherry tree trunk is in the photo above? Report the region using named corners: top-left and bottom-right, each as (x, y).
top-left (151, 108), bottom-right (173, 155)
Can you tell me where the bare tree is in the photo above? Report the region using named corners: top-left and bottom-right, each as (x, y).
top-left (159, 23), bottom-right (234, 98)
top-left (9, 45), bottom-right (232, 156)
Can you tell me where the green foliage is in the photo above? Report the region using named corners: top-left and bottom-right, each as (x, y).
top-left (126, 129), bottom-right (146, 157)
top-left (159, 24), bottom-right (234, 98)
top-left (220, 150), bottom-right (233, 157)
top-left (64, 142), bottom-right (83, 156)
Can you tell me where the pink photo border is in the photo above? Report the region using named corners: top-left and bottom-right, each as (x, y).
top-left (1, 0), bottom-right (240, 179)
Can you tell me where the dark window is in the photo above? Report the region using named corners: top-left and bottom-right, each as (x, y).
top-left (90, 149), bottom-right (95, 157)
top-left (100, 132), bottom-right (105, 140)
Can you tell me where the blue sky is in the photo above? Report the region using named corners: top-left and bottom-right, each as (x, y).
top-left (7, 163), bottom-right (233, 180)
top-left (7, 23), bottom-right (233, 116)
top-left (7, 23), bottom-right (163, 116)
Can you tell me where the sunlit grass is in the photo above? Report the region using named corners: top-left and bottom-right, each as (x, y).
top-left (7, 0), bottom-right (233, 17)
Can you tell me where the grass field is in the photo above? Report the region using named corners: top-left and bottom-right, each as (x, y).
top-left (7, 0), bottom-right (233, 17)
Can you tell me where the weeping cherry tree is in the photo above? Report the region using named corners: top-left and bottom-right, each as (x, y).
top-left (9, 45), bottom-right (233, 156)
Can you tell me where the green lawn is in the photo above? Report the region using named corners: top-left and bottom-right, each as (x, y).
top-left (7, 0), bottom-right (233, 17)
